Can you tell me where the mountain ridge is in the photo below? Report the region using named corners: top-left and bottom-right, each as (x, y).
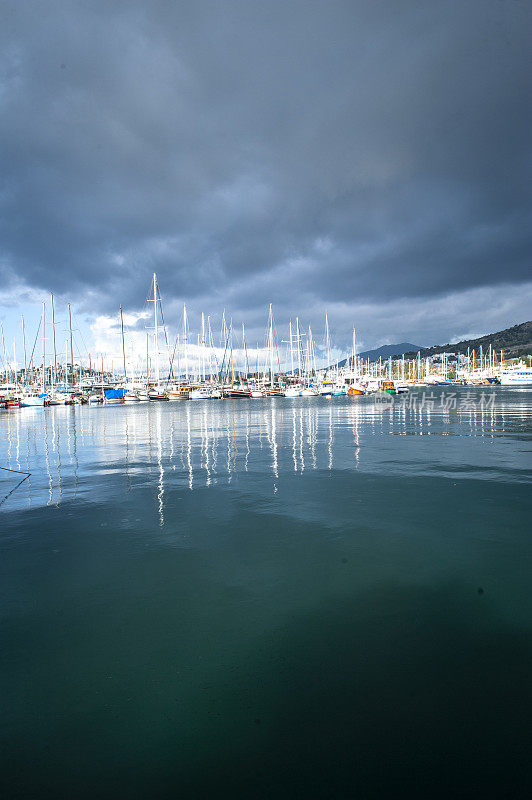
top-left (331, 322), bottom-right (531, 367)
top-left (402, 321), bottom-right (532, 359)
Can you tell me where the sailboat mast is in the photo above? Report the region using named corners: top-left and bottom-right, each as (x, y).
top-left (243, 323), bottom-right (249, 379)
top-left (230, 320), bottom-right (234, 387)
top-left (309, 325), bottom-right (317, 378)
top-left (176, 333), bottom-right (181, 385)
top-left (51, 292), bottom-right (57, 388)
top-left (120, 306), bottom-right (127, 383)
top-left (146, 333), bottom-right (149, 386)
top-left (201, 312), bottom-right (205, 383)
top-left (1, 324), bottom-right (7, 386)
top-left (289, 319), bottom-right (294, 376)
top-left (153, 273), bottom-right (160, 388)
top-left (325, 313), bottom-right (331, 374)
top-left (68, 303), bottom-right (74, 387)
top-left (269, 304), bottom-right (274, 388)
top-left (183, 305), bottom-right (188, 381)
top-left (42, 303), bottom-right (46, 391)
top-left (296, 317), bottom-right (302, 379)
top-left (21, 315), bottom-right (27, 385)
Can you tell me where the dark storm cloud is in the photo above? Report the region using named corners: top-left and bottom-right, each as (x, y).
top-left (0, 0), bottom-right (530, 343)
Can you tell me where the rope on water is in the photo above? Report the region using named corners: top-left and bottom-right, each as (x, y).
top-left (1, 466), bottom-right (32, 475)
top-left (0, 465), bottom-right (32, 508)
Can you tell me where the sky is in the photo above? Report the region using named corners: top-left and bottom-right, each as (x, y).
top-left (0, 0), bottom-right (531, 367)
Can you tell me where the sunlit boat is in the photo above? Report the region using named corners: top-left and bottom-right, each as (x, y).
top-left (500, 364), bottom-right (532, 386)
top-left (331, 383), bottom-right (346, 396)
top-left (167, 386), bottom-right (188, 400)
top-left (318, 381), bottom-right (334, 396)
top-left (224, 387), bottom-right (251, 398)
top-left (189, 385), bottom-right (222, 400)
top-left (19, 393), bottom-right (46, 407)
top-left (284, 385), bottom-right (301, 397)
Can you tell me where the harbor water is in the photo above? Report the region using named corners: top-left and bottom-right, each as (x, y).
top-left (1, 387), bottom-right (532, 798)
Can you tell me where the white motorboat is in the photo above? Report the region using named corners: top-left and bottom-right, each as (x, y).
top-left (318, 381), bottom-right (333, 396)
top-left (189, 388), bottom-right (212, 400)
top-left (284, 386), bottom-right (301, 397)
top-left (19, 394), bottom-right (46, 407)
top-left (500, 365), bottom-right (532, 386)
top-left (148, 390), bottom-right (169, 401)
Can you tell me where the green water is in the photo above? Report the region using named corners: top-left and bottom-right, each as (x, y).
top-left (1, 388), bottom-right (531, 798)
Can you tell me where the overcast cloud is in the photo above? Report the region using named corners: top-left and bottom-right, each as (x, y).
top-left (0, 0), bottom-right (530, 353)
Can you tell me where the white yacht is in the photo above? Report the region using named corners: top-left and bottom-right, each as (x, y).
top-left (500, 364), bottom-right (532, 386)
top-left (284, 385), bottom-right (301, 397)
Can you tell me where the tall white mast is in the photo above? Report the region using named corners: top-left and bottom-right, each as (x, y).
top-left (42, 302), bottom-right (46, 392)
top-left (152, 273), bottom-right (160, 389)
top-left (201, 312), bottom-right (205, 383)
top-left (242, 322), bottom-right (249, 379)
top-left (68, 303), bottom-right (74, 387)
top-left (1, 324), bottom-right (7, 386)
top-left (120, 306), bottom-right (127, 384)
top-left (21, 315), bottom-right (27, 385)
top-left (325, 313), bottom-right (331, 375)
top-left (183, 304), bottom-right (188, 381)
top-left (269, 304), bottom-right (274, 388)
top-left (51, 292), bottom-right (57, 390)
top-left (309, 325), bottom-right (317, 378)
top-left (289, 319), bottom-right (294, 376)
top-left (295, 317), bottom-right (302, 379)
top-left (208, 316), bottom-right (214, 381)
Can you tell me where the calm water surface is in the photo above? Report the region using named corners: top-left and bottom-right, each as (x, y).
top-left (1, 388), bottom-right (531, 798)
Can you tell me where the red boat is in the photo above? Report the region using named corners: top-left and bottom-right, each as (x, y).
top-left (6, 398), bottom-right (20, 408)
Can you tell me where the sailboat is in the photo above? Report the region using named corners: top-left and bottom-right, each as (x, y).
top-left (283, 319), bottom-right (301, 396)
top-left (118, 306), bottom-right (139, 401)
top-left (263, 305), bottom-right (284, 396)
top-left (346, 328), bottom-right (365, 396)
top-left (146, 273), bottom-right (169, 400)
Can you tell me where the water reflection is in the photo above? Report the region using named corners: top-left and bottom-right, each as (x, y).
top-left (1, 388), bottom-right (530, 517)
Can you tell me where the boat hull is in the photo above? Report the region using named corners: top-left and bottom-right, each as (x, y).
top-left (500, 370), bottom-right (532, 386)
top-left (19, 396), bottom-right (46, 407)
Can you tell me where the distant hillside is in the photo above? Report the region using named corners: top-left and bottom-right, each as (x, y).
top-left (333, 342), bottom-right (422, 368)
top-left (403, 321), bottom-right (532, 359)
top-left (359, 342), bottom-right (422, 362)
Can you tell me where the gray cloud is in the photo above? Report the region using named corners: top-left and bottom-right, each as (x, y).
top-left (0, 0), bottom-right (530, 347)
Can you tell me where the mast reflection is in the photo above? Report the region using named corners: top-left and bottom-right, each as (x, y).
top-left (1, 388), bottom-right (527, 519)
